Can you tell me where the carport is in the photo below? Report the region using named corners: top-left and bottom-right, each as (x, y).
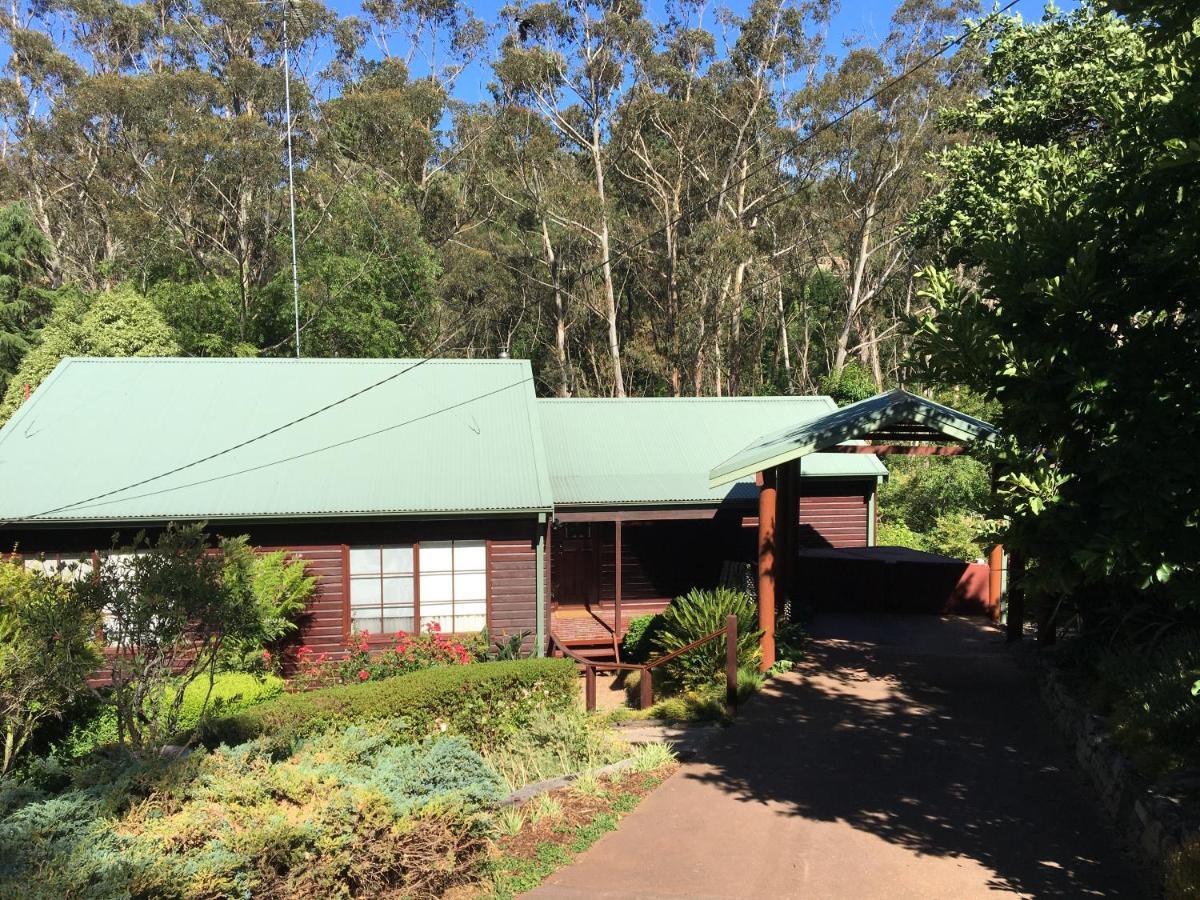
top-left (708, 389), bottom-right (1011, 670)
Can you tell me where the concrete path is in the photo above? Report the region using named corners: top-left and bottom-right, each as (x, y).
top-left (532, 614), bottom-right (1146, 899)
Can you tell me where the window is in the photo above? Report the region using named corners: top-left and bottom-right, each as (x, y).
top-left (418, 540), bottom-right (487, 633)
top-left (349, 545), bottom-right (415, 635)
top-left (347, 540), bottom-right (488, 636)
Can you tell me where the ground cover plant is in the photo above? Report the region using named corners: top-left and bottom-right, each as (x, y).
top-left (0, 723), bottom-right (504, 898)
top-left (0, 655), bottom-right (643, 898)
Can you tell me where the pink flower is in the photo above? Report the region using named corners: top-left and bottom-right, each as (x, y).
top-left (358, 641), bottom-right (369, 652)
top-left (262, 649), bottom-right (272, 662)
top-left (298, 646), bottom-right (312, 656)
top-left (426, 620), bottom-right (442, 633)
top-left (358, 669), bottom-right (370, 681)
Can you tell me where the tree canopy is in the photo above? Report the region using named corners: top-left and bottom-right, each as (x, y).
top-left (911, 1), bottom-right (1199, 627)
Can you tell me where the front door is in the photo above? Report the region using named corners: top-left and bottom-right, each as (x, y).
top-left (553, 522), bottom-right (600, 606)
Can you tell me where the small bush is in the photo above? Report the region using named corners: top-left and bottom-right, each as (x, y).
top-left (293, 622), bottom-right (475, 689)
top-left (620, 614), bottom-right (664, 663)
top-left (651, 587), bottom-right (762, 689)
top-left (50, 673), bottom-right (284, 762)
top-left (200, 658), bottom-right (578, 753)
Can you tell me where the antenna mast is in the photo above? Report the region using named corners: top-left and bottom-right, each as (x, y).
top-left (282, 2), bottom-right (302, 357)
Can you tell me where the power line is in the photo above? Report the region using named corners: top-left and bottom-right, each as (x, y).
top-left (54, 378), bottom-right (535, 516)
top-left (1, 351), bottom-right (455, 526)
top-left (0, 4), bottom-right (1016, 525)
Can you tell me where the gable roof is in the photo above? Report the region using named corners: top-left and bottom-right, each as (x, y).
top-left (538, 397), bottom-right (886, 507)
top-left (710, 388), bottom-right (998, 487)
top-left (0, 357), bottom-right (554, 523)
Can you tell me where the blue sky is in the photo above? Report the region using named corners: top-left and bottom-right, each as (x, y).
top-left (311, 0), bottom-right (1067, 103)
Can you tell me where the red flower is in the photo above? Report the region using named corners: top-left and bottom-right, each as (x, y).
top-left (358, 669), bottom-right (370, 681)
top-left (426, 620), bottom-right (442, 633)
top-left (262, 649), bottom-right (272, 662)
top-left (298, 646), bottom-right (312, 656)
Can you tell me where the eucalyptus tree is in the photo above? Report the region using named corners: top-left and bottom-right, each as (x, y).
top-left (493, 0), bottom-right (653, 395)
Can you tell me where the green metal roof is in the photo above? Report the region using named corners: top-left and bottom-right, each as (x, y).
top-left (0, 357), bottom-right (554, 523)
top-left (710, 388), bottom-right (998, 487)
top-left (539, 397), bottom-right (886, 507)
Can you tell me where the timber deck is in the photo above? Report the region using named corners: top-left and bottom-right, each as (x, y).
top-left (551, 602), bottom-right (669, 646)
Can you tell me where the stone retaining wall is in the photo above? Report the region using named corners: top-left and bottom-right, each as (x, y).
top-left (1027, 651), bottom-right (1199, 879)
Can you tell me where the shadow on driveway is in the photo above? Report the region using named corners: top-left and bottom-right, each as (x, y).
top-left (534, 614), bottom-right (1145, 899)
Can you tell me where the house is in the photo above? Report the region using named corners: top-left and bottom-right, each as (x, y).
top-left (0, 357), bottom-right (888, 665)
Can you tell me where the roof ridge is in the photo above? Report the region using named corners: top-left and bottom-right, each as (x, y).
top-left (60, 356), bottom-right (524, 366)
top-left (538, 395), bottom-right (831, 403)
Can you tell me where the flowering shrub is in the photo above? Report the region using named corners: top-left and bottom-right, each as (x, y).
top-left (292, 622), bottom-right (474, 691)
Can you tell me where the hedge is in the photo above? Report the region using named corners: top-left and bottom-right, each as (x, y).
top-left (198, 658), bottom-right (578, 752)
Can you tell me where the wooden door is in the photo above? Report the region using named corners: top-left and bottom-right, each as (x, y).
top-left (553, 523), bottom-right (600, 606)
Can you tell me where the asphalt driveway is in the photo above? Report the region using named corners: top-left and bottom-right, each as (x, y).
top-left (531, 614), bottom-right (1145, 899)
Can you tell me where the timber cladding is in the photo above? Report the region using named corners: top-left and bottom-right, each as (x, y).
top-left (4, 516), bottom-right (544, 664)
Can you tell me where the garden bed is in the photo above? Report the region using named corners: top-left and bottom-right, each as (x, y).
top-left (470, 754), bottom-right (679, 899)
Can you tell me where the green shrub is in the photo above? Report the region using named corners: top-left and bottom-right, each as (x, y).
top-left (200, 659), bottom-right (578, 753)
top-left (620, 613), bottom-right (664, 663)
top-left (1094, 633), bottom-right (1200, 775)
top-left (51, 673), bottom-right (284, 762)
top-left (0, 559), bottom-right (102, 775)
top-left (651, 588), bottom-right (762, 689)
top-left (876, 519), bottom-right (924, 550)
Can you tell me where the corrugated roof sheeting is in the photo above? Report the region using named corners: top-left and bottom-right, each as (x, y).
top-left (0, 357), bottom-right (555, 522)
top-left (538, 397), bottom-right (886, 506)
top-left (709, 388), bottom-right (999, 487)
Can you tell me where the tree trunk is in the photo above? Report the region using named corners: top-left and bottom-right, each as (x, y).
top-left (590, 133), bottom-right (624, 397)
top-left (540, 218), bottom-right (571, 397)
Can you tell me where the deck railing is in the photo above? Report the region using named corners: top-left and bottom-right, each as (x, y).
top-left (551, 614), bottom-right (740, 716)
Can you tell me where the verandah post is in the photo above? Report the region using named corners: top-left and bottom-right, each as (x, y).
top-left (988, 544), bottom-right (1004, 624)
top-left (614, 519), bottom-right (623, 651)
top-left (756, 468), bottom-right (778, 671)
top-left (725, 614), bottom-right (738, 715)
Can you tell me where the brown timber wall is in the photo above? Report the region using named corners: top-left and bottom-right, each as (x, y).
top-left (4, 516), bottom-right (544, 667)
top-left (797, 480), bottom-right (871, 549)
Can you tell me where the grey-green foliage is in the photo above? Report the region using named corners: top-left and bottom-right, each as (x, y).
top-left (0, 728), bottom-right (503, 899)
top-left (651, 588), bottom-right (762, 689)
top-left (0, 286), bottom-right (179, 422)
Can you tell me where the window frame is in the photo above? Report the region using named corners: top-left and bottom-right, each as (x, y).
top-left (343, 539), bottom-right (490, 640)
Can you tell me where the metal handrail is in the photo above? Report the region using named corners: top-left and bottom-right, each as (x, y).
top-left (553, 615), bottom-right (740, 715)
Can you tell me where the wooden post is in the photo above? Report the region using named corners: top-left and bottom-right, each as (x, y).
top-left (777, 463), bottom-right (792, 612)
top-left (988, 544), bottom-right (1004, 624)
top-left (614, 519), bottom-right (623, 645)
top-left (757, 468), bottom-right (778, 672)
top-left (584, 665), bottom-right (596, 712)
top-left (639, 666), bottom-right (653, 710)
top-left (725, 614), bottom-right (738, 715)
top-left (1006, 551), bottom-right (1025, 643)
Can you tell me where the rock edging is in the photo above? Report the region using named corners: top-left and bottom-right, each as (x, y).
top-left (1024, 650), bottom-right (1199, 876)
